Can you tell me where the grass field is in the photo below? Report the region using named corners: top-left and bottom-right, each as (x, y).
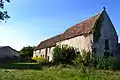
top-left (0, 62), bottom-right (120, 80)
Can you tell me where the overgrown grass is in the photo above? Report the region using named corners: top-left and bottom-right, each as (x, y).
top-left (0, 62), bottom-right (120, 80)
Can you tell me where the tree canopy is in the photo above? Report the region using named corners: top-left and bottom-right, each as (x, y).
top-left (0, 0), bottom-right (10, 21)
top-left (19, 46), bottom-right (36, 59)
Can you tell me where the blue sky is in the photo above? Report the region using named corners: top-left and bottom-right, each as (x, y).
top-left (0, 0), bottom-right (120, 51)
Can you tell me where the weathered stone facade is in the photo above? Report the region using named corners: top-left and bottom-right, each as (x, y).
top-left (93, 11), bottom-right (118, 57)
top-left (57, 34), bottom-right (93, 53)
top-left (33, 47), bottom-right (54, 61)
top-left (33, 9), bottom-right (118, 61)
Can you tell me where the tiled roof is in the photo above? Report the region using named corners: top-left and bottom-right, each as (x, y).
top-left (35, 12), bottom-right (102, 50)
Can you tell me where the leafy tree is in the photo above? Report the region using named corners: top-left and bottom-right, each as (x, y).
top-left (0, 0), bottom-right (10, 21)
top-left (19, 46), bottom-right (36, 60)
top-left (52, 45), bottom-right (79, 64)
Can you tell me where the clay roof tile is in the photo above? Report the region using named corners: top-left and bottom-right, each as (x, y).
top-left (35, 12), bottom-right (101, 50)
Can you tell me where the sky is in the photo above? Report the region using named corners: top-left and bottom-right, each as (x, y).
top-left (0, 0), bottom-right (120, 51)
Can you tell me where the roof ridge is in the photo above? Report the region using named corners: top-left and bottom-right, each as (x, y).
top-left (35, 11), bottom-right (104, 50)
top-left (40, 34), bottom-right (62, 43)
top-left (64, 12), bottom-right (102, 33)
top-left (90, 11), bottom-right (103, 32)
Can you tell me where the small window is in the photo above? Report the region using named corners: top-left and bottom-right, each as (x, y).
top-left (104, 39), bottom-right (109, 50)
top-left (92, 48), bottom-right (96, 54)
top-left (47, 56), bottom-right (49, 61)
top-left (110, 53), bottom-right (114, 57)
top-left (45, 48), bottom-right (47, 58)
top-left (39, 50), bottom-right (41, 54)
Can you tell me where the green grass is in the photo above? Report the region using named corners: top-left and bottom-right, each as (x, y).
top-left (0, 62), bottom-right (120, 80)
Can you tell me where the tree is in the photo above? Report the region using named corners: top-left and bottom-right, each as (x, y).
top-left (0, 0), bottom-right (10, 21)
top-left (19, 46), bottom-right (36, 60)
top-left (52, 45), bottom-right (79, 64)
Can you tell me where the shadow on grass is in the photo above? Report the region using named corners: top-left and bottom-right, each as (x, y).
top-left (0, 62), bottom-right (45, 70)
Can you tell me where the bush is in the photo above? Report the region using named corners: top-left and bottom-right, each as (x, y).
top-left (73, 50), bottom-right (117, 70)
top-left (32, 56), bottom-right (48, 64)
top-left (96, 56), bottom-right (117, 70)
top-left (73, 52), bottom-right (85, 72)
top-left (73, 50), bottom-right (95, 71)
top-left (52, 45), bottom-right (79, 64)
top-left (53, 44), bottom-right (117, 70)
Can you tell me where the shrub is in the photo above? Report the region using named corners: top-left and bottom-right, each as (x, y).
top-left (73, 50), bottom-right (117, 70)
top-left (96, 56), bottom-right (117, 70)
top-left (73, 50), bottom-right (95, 70)
top-left (53, 44), bottom-right (117, 70)
top-left (81, 50), bottom-right (95, 67)
top-left (52, 45), bottom-right (79, 64)
top-left (73, 52), bottom-right (85, 72)
top-left (32, 56), bottom-right (48, 64)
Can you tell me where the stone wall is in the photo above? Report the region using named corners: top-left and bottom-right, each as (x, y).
top-left (93, 11), bottom-right (118, 57)
top-left (57, 34), bottom-right (93, 54)
top-left (33, 47), bottom-right (54, 61)
top-left (33, 34), bottom-right (93, 61)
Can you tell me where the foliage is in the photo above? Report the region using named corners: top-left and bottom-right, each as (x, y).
top-left (92, 14), bottom-right (103, 43)
top-left (81, 50), bottom-right (95, 67)
top-left (73, 50), bottom-right (96, 72)
top-left (73, 50), bottom-right (117, 70)
top-left (19, 46), bottom-right (36, 60)
top-left (52, 45), bottom-right (79, 64)
top-left (96, 56), bottom-right (117, 70)
top-left (73, 52), bottom-right (86, 72)
top-left (32, 56), bottom-right (48, 64)
top-left (53, 45), bottom-right (117, 70)
top-left (0, 0), bottom-right (10, 21)
top-left (1, 63), bottom-right (120, 80)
